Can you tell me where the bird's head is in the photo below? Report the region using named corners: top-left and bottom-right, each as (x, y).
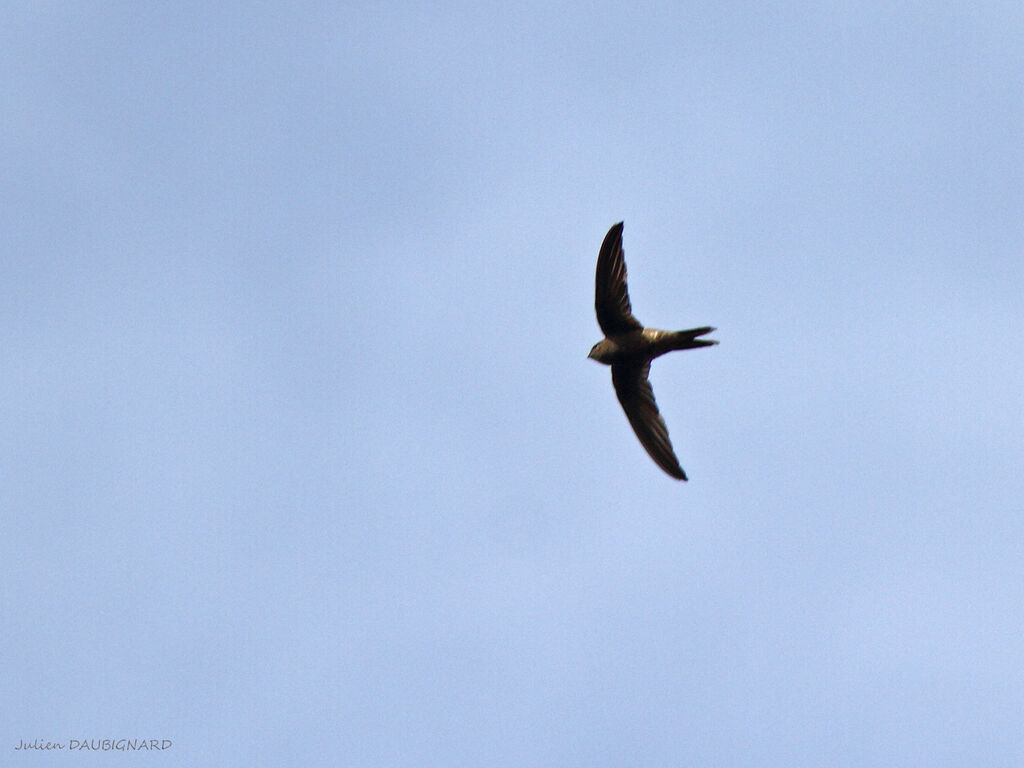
top-left (588, 340), bottom-right (611, 364)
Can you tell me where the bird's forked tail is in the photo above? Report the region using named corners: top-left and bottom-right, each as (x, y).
top-left (668, 326), bottom-right (718, 350)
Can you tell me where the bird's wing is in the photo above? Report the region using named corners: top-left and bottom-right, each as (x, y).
top-left (595, 222), bottom-right (643, 336)
top-left (611, 362), bottom-right (687, 480)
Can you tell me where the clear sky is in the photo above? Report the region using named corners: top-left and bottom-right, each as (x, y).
top-left (3, 1), bottom-right (1023, 766)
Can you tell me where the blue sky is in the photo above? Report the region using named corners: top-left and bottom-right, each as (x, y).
top-left (3, 1), bottom-right (1023, 765)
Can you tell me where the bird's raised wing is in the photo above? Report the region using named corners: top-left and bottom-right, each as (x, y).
top-left (611, 362), bottom-right (687, 480)
top-left (595, 222), bottom-right (643, 336)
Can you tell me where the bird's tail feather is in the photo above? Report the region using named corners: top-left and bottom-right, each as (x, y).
top-left (668, 326), bottom-right (718, 350)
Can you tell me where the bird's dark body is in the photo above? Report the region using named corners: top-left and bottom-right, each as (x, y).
top-left (588, 222), bottom-right (716, 480)
top-left (588, 328), bottom-right (713, 367)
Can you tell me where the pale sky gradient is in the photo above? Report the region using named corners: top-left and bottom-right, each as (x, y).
top-left (3, 2), bottom-right (1024, 766)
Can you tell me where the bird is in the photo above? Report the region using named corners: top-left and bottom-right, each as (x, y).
top-left (588, 222), bottom-right (717, 480)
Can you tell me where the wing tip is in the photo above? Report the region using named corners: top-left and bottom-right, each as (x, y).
top-left (667, 464), bottom-right (688, 481)
top-left (602, 221), bottom-right (624, 245)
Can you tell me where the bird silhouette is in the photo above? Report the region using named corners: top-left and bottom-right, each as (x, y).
top-left (588, 222), bottom-right (717, 480)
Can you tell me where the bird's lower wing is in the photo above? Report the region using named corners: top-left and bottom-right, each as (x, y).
top-left (611, 363), bottom-right (687, 480)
